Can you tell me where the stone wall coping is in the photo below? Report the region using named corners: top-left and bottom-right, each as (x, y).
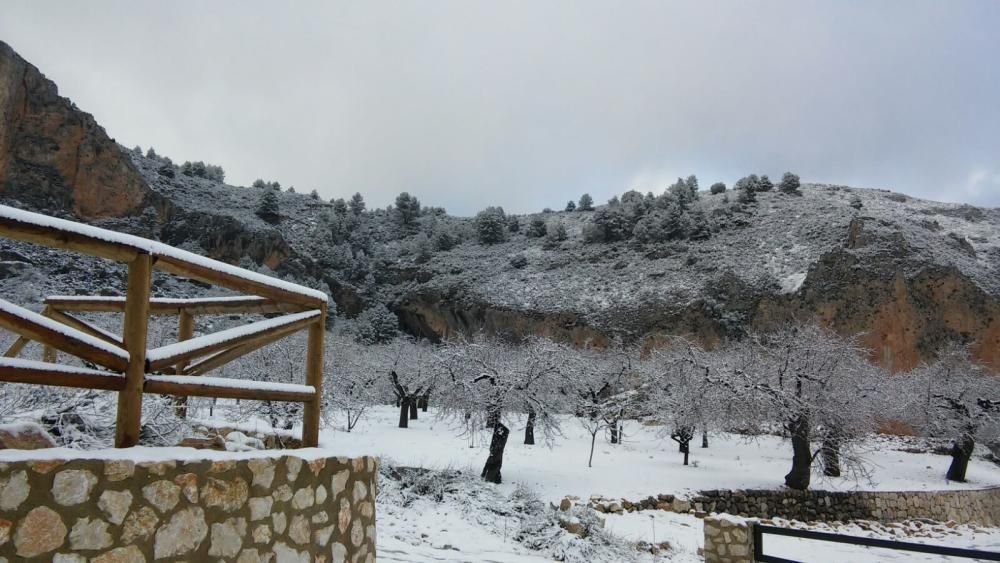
top-left (0, 445), bottom-right (375, 464)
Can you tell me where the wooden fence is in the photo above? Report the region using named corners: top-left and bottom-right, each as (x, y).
top-left (0, 205), bottom-right (328, 447)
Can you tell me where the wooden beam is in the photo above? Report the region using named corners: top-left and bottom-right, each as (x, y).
top-left (0, 301), bottom-right (128, 371)
top-left (0, 360), bottom-right (125, 391)
top-left (144, 377), bottom-right (315, 403)
top-left (154, 254), bottom-right (325, 309)
top-left (0, 215), bottom-right (140, 263)
top-left (182, 321), bottom-right (312, 377)
top-left (145, 310), bottom-right (320, 371)
top-left (3, 336), bottom-right (29, 358)
top-left (302, 306), bottom-right (326, 447)
top-left (115, 253), bottom-right (152, 448)
top-left (45, 296), bottom-right (308, 316)
top-left (44, 308), bottom-right (122, 346)
top-left (173, 311), bottom-right (195, 418)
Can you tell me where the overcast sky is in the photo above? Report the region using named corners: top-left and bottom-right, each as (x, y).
top-left (3, 1), bottom-right (998, 215)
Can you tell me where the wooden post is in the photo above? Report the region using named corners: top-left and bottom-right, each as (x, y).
top-left (41, 306), bottom-right (56, 363)
top-left (115, 253), bottom-right (152, 448)
top-left (173, 310), bottom-right (194, 418)
top-left (301, 304), bottom-right (326, 447)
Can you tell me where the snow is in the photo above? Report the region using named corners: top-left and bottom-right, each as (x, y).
top-left (0, 445), bottom-right (339, 463)
top-left (0, 204), bottom-right (327, 302)
top-left (145, 309), bottom-right (320, 362)
top-left (144, 375), bottom-right (315, 395)
top-left (47, 295), bottom-right (270, 305)
top-left (316, 407), bottom-right (1000, 503)
top-left (0, 300), bottom-right (129, 360)
top-left (0, 357), bottom-right (124, 377)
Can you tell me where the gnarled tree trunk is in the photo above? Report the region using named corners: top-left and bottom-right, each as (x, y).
top-left (820, 436), bottom-right (841, 477)
top-left (481, 422), bottom-right (510, 483)
top-left (524, 410), bottom-right (535, 445)
top-left (946, 435), bottom-right (975, 482)
top-left (784, 414), bottom-right (812, 490)
top-left (409, 399), bottom-right (418, 420)
top-left (398, 398), bottom-right (410, 428)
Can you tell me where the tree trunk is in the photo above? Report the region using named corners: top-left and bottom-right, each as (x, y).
top-left (821, 436), bottom-right (841, 477)
top-left (609, 419), bottom-right (620, 444)
top-left (420, 395), bottom-right (429, 412)
top-left (481, 422), bottom-right (510, 483)
top-left (682, 445), bottom-right (690, 466)
top-left (701, 428), bottom-right (709, 448)
top-left (397, 398), bottom-right (409, 429)
top-left (524, 411), bottom-right (536, 445)
top-left (784, 414), bottom-right (812, 490)
top-left (409, 399), bottom-right (418, 420)
top-left (946, 435), bottom-right (975, 482)
top-left (588, 431), bottom-right (598, 467)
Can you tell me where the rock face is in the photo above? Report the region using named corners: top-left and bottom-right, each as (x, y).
top-left (0, 41), bottom-right (152, 218)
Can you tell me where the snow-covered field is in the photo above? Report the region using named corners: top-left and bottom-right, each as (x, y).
top-left (289, 406), bottom-right (1000, 562)
top-left (314, 406), bottom-right (1000, 502)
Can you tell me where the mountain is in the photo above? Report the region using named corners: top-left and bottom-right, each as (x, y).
top-left (1, 41), bottom-right (997, 372)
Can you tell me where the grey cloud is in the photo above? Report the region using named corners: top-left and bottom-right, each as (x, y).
top-left (2, 0), bottom-right (998, 214)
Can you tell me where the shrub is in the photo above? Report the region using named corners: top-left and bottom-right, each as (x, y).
top-left (710, 182), bottom-right (726, 194)
top-left (354, 303), bottom-right (399, 344)
top-left (510, 254), bottom-right (528, 269)
top-left (475, 206), bottom-right (508, 244)
top-left (779, 172), bottom-right (801, 195)
top-left (255, 189), bottom-right (280, 223)
top-left (526, 217), bottom-right (547, 238)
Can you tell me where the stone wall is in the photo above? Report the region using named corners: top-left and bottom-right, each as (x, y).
top-left (0, 452), bottom-right (377, 561)
top-left (691, 487), bottom-right (1000, 526)
top-left (702, 515), bottom-right (753, 563)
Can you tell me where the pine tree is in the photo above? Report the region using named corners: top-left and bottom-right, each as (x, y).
top-left (333, 198), bottom-right (348, 215)
top-left (394, 192), bottom-right (421, 227)
top-left (565, 200), bottom-right (577, 212)
top-left (349, 193), bottom-right (366, 215)
top-left (256, 189), bottom-right (280, 223)
top-left (779, 172), bottom-right (801, 195)
top-left (578, 193), bottom-right (594, 211)
top-left (475, 207), bottom-right (508, 244)
top-left (310, 189), bottom-right (320, 200)
top-left (759, 175), bottom-right (774, 192)
top-left (710, 182), bottom-right (726, 194)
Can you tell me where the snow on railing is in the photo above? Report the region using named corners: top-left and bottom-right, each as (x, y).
top-left (0, 205), bottom-right (328, 448)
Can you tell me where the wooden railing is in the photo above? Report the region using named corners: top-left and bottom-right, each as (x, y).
top-left (0, 205), bottom-right (328, 447)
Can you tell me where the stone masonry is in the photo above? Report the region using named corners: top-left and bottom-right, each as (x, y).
top-left (702, 514), bottom-right (754, 563)
top-left (690, 487), bottom-right (1000, 526)
top-left (0, 454), bottom-right (377, 561)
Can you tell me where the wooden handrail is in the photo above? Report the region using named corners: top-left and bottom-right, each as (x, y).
top-left (0, 358), bottom-right (126, 391)
top-left (145, 310), bottom-right (320, 371)
top-left (0, 300), bottom-right (129, 371)
top-left (45, 295), bottom-right (309, 316)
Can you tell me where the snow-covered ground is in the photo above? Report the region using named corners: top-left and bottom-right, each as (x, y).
top-left (312, 406), bottom-right (1000, 503)
top-left (232, 405), bottom-right (999, 562)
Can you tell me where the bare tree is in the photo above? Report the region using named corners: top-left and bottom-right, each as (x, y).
top-left (322, 333), bottom-right (382, 432)
top-left (712, 324), bottom-right (878, 489)
top-left (904, 345), bottom-right (999, 482)
top-left (437, 335), bottom-right (572, 483)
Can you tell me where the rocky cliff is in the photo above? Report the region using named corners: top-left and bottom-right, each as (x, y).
top-left (0, 41), bottom-right (152, 218)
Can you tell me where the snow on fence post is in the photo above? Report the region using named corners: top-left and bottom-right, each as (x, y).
top-left (703, 514), bottom-right (755, 563)
top-left (114, 252), bottom-right (152, 448)
top-left (302, 303), bottom-right (327, 447)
